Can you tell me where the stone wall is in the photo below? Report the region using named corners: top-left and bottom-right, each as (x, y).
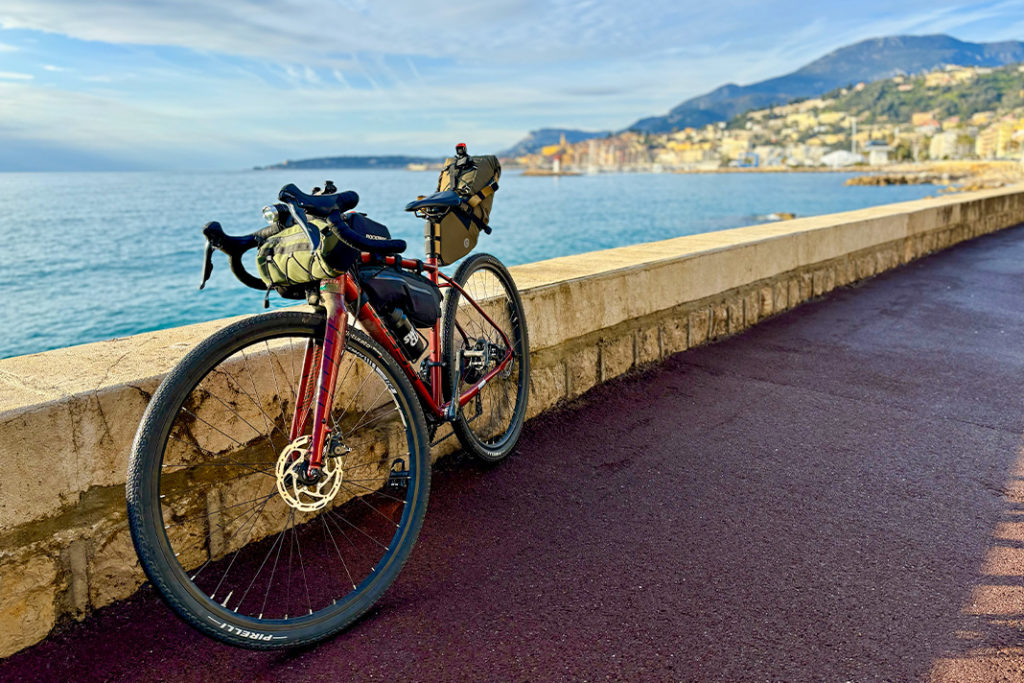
top-left (1, 186), bottom-right (1023, 657)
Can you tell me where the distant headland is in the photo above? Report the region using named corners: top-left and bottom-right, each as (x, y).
top-left (254, 155), bottom-right (442, 171)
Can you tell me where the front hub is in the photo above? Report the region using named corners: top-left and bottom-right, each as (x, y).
top-left (274, 435), bottom-right (343, 512)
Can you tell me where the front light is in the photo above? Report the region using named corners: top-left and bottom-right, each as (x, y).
top-left (262, 204), bottom-right (284, 224)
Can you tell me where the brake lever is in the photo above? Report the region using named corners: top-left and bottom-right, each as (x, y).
top-left (284, 201), bottom-right (321, 250)
top-left (199, 236), bottom-right (215, 290)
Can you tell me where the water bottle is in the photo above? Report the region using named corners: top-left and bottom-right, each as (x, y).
top-left (387, 308), bottom-right (428, 361)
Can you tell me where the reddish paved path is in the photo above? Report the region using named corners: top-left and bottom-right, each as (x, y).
top-left (4, 226), bottom-right (1024, 682)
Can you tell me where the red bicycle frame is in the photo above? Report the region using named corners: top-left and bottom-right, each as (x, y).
top-left (292, 254), bottom-right (515, 476)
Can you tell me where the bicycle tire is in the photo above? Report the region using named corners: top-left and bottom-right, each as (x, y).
top-left (441, 253), bottom-right (530, 462)
top-left (127, 310), bottom-right (430, 649)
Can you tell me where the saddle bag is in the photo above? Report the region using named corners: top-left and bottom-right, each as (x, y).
top-left (256, 213), bottom-right (391, 295)
top-left (427, 154), bottom-right (500, 266)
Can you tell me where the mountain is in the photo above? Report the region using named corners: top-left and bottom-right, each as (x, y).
top-left (822, 59), bottom-right (1024, 122)
top-left (627, 34), bottom-right (1024, 133)
top-left (255, 155), bottom-right (441, 170)
top-left (498, 128), bottom-right (610, 157)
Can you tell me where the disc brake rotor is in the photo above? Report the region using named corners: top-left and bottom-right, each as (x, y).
top-left (274, 435), bottom-right (343, 512)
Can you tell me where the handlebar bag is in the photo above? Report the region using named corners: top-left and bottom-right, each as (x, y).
top-left (427, 154), bottom-right (500, 265)
top-left (256, 213), bottom-right (391, 289)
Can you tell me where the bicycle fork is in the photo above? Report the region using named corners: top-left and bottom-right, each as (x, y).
top-left (291, 277), bottom-right (349, 482)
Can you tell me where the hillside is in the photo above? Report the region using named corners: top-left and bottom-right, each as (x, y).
top-left (627, 35), bottom-right (1024, 133)
top-left (823, 64), bottom-right (1024, 123)
top-left (498, 128), bottom-right (609, 157)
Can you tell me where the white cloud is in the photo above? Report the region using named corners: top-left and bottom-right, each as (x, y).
top-left (3, 0), bottom-right (1014, 115)
top-left (42, 64), bottom-right (65, 71)
top-left (2, 0), bottom-right (1024, 169)
top-left (331, 69), bottom-right (351, 89)
top-left (0, 0), bottom-right (956, 69)
top-left (0, 42), bottom-right (17, 52)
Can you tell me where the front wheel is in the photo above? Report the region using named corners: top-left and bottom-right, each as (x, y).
top-left (442, 253), bottom-right (530, 462)
top-left (127, 311), bottom-right (430, 649)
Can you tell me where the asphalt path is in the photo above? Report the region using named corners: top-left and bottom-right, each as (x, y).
top-left (3, 225), bottom-right (1024, 682)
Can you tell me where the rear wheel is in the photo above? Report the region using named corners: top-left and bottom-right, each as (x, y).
top-left (442, 253), bottom-right (530, 462)
top-left (127, 311), bottom-right (430, 649)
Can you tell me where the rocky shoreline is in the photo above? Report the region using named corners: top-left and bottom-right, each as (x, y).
top-left (844, 161), bottom-right (1024, 193)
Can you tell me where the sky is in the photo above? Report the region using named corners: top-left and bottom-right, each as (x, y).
top-left (1, 0), bottom-right (1023, 171)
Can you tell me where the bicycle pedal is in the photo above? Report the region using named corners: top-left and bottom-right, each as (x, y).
top-left (387, 459), bottom-right (410, 488)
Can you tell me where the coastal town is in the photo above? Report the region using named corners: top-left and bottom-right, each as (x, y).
top-left (512, 62), bottom-right (1024, 177)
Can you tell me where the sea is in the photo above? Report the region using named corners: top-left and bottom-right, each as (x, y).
top-left (0, 169), bottom-right (939, 360)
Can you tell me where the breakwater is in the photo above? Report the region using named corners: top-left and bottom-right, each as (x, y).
top-left (1, 185), bottom-right (1023, 657)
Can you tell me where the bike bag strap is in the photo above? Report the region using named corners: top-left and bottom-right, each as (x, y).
top-left (449, 206), bottom-right (492, 235)
top-left (467, 180), bottom-right (498, 209)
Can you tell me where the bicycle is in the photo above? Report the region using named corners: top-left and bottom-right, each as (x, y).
top-left (126, 154), bottom-right (530, 649)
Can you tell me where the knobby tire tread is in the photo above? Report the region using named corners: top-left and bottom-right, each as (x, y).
top-left (126, 310), bottom-right (430, 650)
top-left (441, 253), bottom-right (530, 462)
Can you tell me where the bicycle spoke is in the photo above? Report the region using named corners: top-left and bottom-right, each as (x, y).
top-left (291, 516), bottom-right (314, 615)
top-left (164, 433), bottom-right (275, 479)
top-left (321, 514), bottom-right (357, 591)
top-left (237, 512), bottom-right (290, 612)
top-left (339, 484), bottom-right (401, 528)
top-left (165, 491), bottom-right (277, 533)
top-left (327, 508), bottom-right (390, 551)
top-left (179, 406), bottom-right (249, 450)
top-left (340, 403), bottom-right (401, 439)
top-left (193, 378), bottom-right (280, 458)
top-left (234, 352), bottom-right (293, 442)
top-left (258, 517), bottom-right (289, 619)
top-left (209, 493), bottom-right (275, 598)
top-left (131, 316), bottom-right (428, 645)
top-left (343, 386), bottom-right (392, 434)
top-left (338, 477), bottom-right (409, 505)
top-left (263, 340), bottom-right (287, 402)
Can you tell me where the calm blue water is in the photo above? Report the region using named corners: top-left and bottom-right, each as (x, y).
top-left (0, 170), bottom-right (937, 359)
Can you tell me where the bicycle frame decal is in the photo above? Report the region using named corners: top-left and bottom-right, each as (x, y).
top-left (289, 339), bottom-right (321, 441)
top-left (304, 277), bottom-right (350, 472)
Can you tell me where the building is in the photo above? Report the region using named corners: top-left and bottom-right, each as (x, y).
top-left (863, 141), bottom-right (891, 166)
top-left (821, 150), bottom-right (864, 167)
top-left (930, 131), bottom-right (958, 159)
top-left (911, 112), bottom-right (937, 127)
top-left (975, 120), bottom-right (1020, 158)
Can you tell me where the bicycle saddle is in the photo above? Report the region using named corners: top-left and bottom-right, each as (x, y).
top-left (279, 183), bottom-right (359, 217)
top-left (404, 190), bottom-right (462, 212)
